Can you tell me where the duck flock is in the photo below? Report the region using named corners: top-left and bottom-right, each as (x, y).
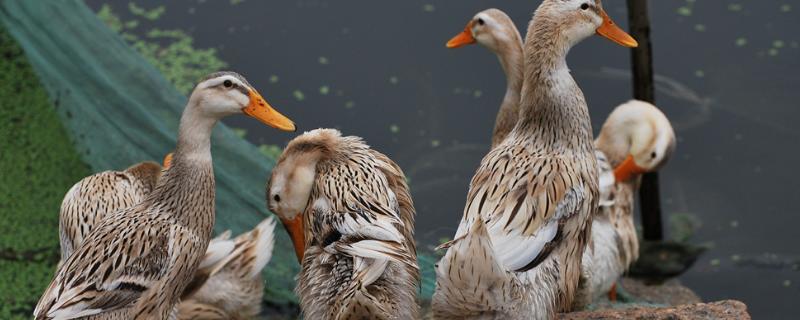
top-left (32, 1), bottom-right (677, 319)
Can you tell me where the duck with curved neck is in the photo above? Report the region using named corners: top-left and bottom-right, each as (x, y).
top-left (594, 99), bottom-right (676, 267)
top-left (447, 8), bottom-right (524, 147)
top-left (34, 71), bottom-right (296, 320)
top-left (268, 129), bottom-right (419, 319)
top-left (433, 1), bottom-right (636, 319)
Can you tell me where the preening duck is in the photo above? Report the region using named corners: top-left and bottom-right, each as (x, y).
top-left (433, 1), bottom-right (636, 319)
top-left (588, 99), bottom-right (676, 285)
top-left (34, 71), bottom-right (296, 320)
top-left (267, 128), bottom-right (419, 320)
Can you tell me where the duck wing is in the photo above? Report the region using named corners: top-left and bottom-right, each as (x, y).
top-left (35, 204), bottom-right (175, 319)
top-left (457, 145), bottom-right (596, 272)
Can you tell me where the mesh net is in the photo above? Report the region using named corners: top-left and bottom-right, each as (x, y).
top-left (0, 0), bottom-right (437, 304)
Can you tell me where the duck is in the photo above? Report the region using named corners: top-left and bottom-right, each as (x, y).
top-left (267, 128), bottom-right (419, 320)
top-left (57, 161), bottom-right (162, 264)
top-left (34, 71), bottom-right (296, 319)
top-left (179, 217), bottom-right (278, 320)
top-left (445, 8), bottom-right (675, 308)
top-left (577, 100), bottom-right (676, 304)
top-left (446, 8), bottom-right (524, 148)
top-left (432, 1), bottom-right (637, 319)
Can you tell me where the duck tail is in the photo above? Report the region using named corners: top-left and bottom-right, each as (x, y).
top-left (432, 219), bottom-right (518, 317)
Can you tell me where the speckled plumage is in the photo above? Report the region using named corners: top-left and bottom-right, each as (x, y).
top-left (447, 5), bottom-right (667, 312)
top-left (268, 129), bottom-right (419, 320)
top-left (180, 217), bottom-right (277, 320)
top-left (58, 161), bottom-right (162, 264)
top-left (433, 2), bottom-right (609, 319)
top-left (34, 71), bottom-right (291, 320)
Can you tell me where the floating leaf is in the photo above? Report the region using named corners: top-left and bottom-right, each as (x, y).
top-left (389, 76), bottom-right (399, 85)
top-left (694, 70), bottom-right (705, 78)
top-left (677, 6), bottom-right (692, 16)
top-left (780, 4), bottom-right (792, 12)
top-left (231, 128), bottom-right (247, 138)
top-left (473, 90), bottom-right (482, 98)
top-left (768, 48), bottom-right (779, 56)
top-left (318, 56), bottom-right (329, 65)
top-left (389, 124), bottom-right (400, 134)
top-left (319, 85), bottom-right (330, 95)
top-left (293, 90), bottom-right (305, 101)
top-left (694, 24), bottom-right (706, 32)
top-left (422, 4), bottom-right (435, 12)
top-left (735, 37), bottom-right (748, 47)
top-left (430, 139), bottom-right (441, 147)
top-left (773, 40), bottom-right (785, 48)
top-left (269, 75), bottom-right (279, 83)
top-left (727, 3), bottom-right (742, 12)
top-left (345, 100), bottom-right (355, 109)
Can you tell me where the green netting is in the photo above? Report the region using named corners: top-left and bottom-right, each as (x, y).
top-left (0, 0), bottom-right (438, 304)
top-left (0, 0), bottom-right (301, 303)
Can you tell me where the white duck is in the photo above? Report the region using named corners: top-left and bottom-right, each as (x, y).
top-left (34, 71), bottom-right (295, 319)
top-left (577, 100), bottom-right (676, 306)
top-left (433, 1), bottom-right (637, 319)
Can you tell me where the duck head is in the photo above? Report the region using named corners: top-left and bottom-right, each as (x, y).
top-left (267, 131), bottom-right (336, 262)
top-left (596, 100), bottom-right (676, 182)
top-left (189, 71), bottom-right (296, 131)
top-left (446, 8), bottom-right (521, 53)
top-left (537, 0), bottom-right (638, 48)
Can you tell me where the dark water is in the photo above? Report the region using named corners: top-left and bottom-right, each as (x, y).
top-left (87, 0), bottom-right (800, 318)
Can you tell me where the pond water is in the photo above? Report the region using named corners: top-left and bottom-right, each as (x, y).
top-left (86, 0), bottom-right (800, 318)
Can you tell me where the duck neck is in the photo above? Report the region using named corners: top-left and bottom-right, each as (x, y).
top-left (491, 35), bottom-right (524, 147)
top-left (156, 101), bottom-right (217, 232)
top-left (513, 17), bottom-right (594, 154)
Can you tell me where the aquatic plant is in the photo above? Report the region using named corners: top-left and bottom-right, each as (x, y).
top-left (96, 3), bottom-right (227, 95)
top-left (0, 27), bottom-right (90, 319)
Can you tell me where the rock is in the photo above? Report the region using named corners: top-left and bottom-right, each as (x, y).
top-left (558, 300), bottom-right (750, 320)
top-left (620, 277), bottom-right (701, 306)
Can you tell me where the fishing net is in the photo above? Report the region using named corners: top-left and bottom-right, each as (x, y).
top-left (0, 0), bottom-right (437, 304)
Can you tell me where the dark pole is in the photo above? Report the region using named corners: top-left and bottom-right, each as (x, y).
top-left (626, 0), bottom-right (663, 241)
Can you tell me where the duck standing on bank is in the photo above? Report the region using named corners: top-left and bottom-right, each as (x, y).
top-left (268, 129), bottom-right (419, 319)
top-left (34, 71), bottom-right (296, 319)
top-left (433, 1), bottom-right (637, 319)
top-left (445, 8), bottom-right (676, 308)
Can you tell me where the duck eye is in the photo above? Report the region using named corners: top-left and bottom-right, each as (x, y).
top-left (477, 18), bottom-right (485, 26)
top-left (273, 194), bottom-right (281, 202)
top-left (651, 152), bottom-right (657, 159)
top-left (223, 80), bottom-right (233, 88)
top-left (580, 3), bottom-right (590, 10)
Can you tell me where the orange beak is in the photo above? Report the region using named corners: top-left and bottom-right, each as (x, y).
top-left (243, 90), bottom-right (296, 132)
top-left (162, 153), bottom-right (174, 169)
top-left (446, 21), bottom-right (476, 48)
top-left (280, 215), bottom-right (306, 263)
top-left (614, 155), bottom-right (647, 182)
top-left (596, 9), bottom-right (638, 48)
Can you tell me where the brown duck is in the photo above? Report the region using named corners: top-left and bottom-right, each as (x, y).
top-left (34, 71), bottom-right (295, 319)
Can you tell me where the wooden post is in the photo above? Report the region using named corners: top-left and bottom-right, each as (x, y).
top-left (626, 0), bottom-right (663, 241)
